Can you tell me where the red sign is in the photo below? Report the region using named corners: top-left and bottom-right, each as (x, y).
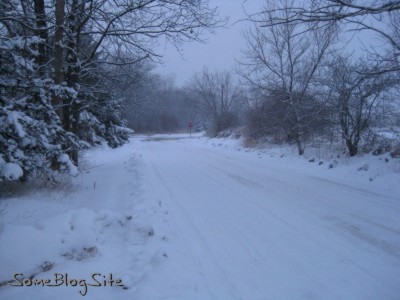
top-left (188, 121), bottom-right (193, 128)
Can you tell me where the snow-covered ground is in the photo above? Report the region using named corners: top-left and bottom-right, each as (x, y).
top-left (1, 133), bottom-right (399, 299)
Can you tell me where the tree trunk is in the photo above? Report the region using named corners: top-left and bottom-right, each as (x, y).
top-left (64, 0), bottom-right (83, 165)
top-left (346, 139), bottom-right (358, 156)
top-left (296, 136), bottom-right (305, 155)
top-left (33, 0), bottom-right (48, 77)
top-left (294, 115), bottom-right (305, 156)
top-left (50, 0), bottom-right (65, 171)
top-left (53, 0), bottom-right (65, 118)
top-left (71, 105), bottom-right (80, 165)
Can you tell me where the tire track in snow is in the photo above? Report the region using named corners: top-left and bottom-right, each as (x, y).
top-left (196, 149), bottom-right (400, 262)
top-left (149, 161), bottom-right (244, 300)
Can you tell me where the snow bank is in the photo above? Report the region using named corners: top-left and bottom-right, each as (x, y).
top-left (202, 134), bottom-right (400, 196)
top-left (0, 141), bottom-right (161, 299)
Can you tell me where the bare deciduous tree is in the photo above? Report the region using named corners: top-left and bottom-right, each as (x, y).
top-left (250, 0), bottom-right (400, 74)
top-left (189, 68), bottom-right (241, 136)
top-left (324, 56), bottom-right (394, 156)
top-left (240, 0), bottom-right (336, 155)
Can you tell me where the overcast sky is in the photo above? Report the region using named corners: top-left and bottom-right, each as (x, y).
top-left (155, 0), bottom-right (262, 87)
top-left (154, 0), bottom-right (382, 87)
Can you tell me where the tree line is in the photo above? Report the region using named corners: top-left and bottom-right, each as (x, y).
top-left (1, 0), bottom-right (399, 183)
top-left (239, 0), bottom-right (400, 157)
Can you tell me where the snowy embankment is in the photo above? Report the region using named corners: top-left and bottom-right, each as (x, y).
top-left (0, 143), bottom-right (162, 299)
top-left (203, 134), bottom-right (400, 196)
top-left (0, 133), bottom-right (399, 299)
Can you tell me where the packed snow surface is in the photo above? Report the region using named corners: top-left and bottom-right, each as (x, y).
top-left (1, 133), bottom-right (399, 299)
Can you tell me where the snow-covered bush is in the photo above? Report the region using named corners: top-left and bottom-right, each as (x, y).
top-left (77, 97), bottom-right (133, 149)
top-left (361, 131), bottom-right (400, 156)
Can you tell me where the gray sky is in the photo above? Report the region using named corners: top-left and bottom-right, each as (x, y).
top-left (154, 0), bottom-right (382, 87)
top-left (155, 0), bottom-right (261, 87)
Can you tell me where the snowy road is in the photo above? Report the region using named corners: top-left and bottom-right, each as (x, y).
top-left (132, 135), bottom-right (400, 300)
top-left (1, 134), bottom-right (399, 300)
